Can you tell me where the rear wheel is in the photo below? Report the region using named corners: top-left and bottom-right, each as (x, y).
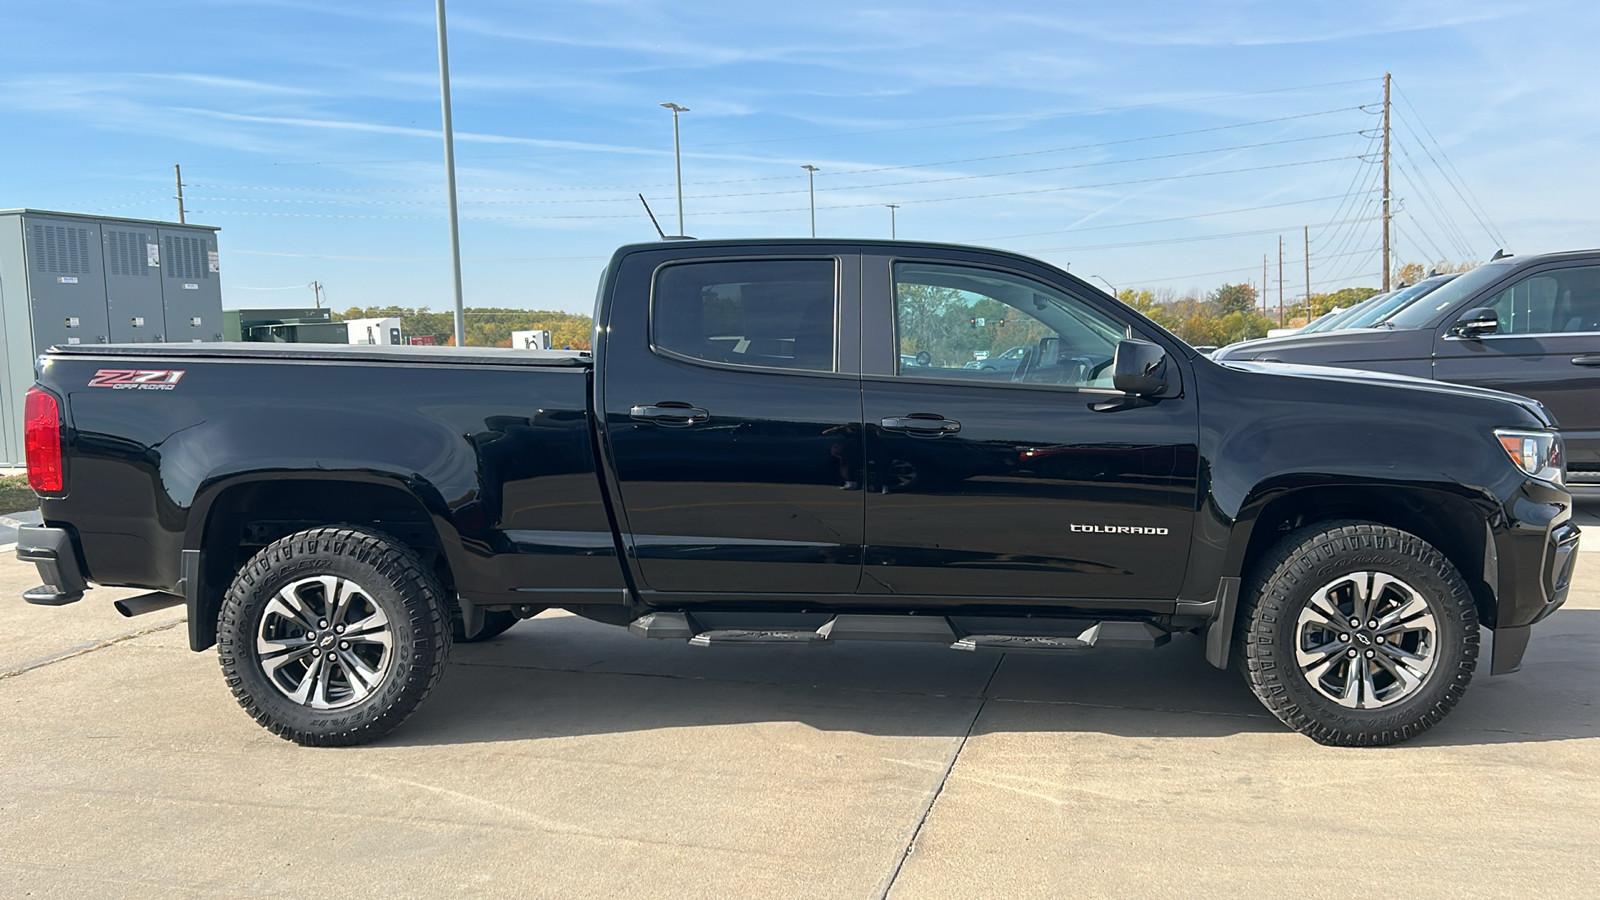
top-left (217, 527), bottom-right (451, 746)
top-left (1238, 521), bottom-right (1479, 746)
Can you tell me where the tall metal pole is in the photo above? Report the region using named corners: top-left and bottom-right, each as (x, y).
top-left (660, 103), bottom-right (689, 235)
top-left (802, 165), bottom-right (819, 237)
top-left (1263, 255), bottom-right (1269, 315)
top-left (1277, 235), bottom-right (1285, 327)
top-left (1304, 225), bottom-right (1311, 313)
top-left (886, 204), bottom-right (899, 239)
top-left (174, 164), bottom-right (186, 224)
top-left (1382, 71), bottom-right (1392, 292)
top-left (436, 0), bottom-right (466, 347)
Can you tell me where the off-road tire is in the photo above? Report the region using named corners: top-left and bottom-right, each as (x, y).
top-left (217, 526), bottom-right (451, 746)
top-left (1238, 520), bottom-right (1479, 746)
top-left (452, 608), bottom-right (521, 643)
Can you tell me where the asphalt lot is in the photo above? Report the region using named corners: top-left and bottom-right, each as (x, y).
top-left (1, 524), bottom-right (1597, 898)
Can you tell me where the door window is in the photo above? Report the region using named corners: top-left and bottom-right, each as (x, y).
top-left (652, 259), bottom-right (837, 371)
top-left (893, 262), bottom-right (1126, 387)
top-left (1480, 265), bottom-right (1600, 335)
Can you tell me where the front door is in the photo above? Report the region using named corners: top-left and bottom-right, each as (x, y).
top-left (860, 256), bottom-right (1199, 602)
top-left (1433, 261), bottom-right (1600, 467)
top-left (601, 252), bottom-right (865, 597)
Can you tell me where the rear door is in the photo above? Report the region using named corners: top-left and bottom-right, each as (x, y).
top-left (859, 253), bottom-right (1200, 603)
top-left (1433, 260), bottom-right (1600, 466)
top-left (600, 248), bottom-right (865, 598)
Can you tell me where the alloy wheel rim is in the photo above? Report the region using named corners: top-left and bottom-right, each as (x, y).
top-left (1294, 571), bottom-right (1439, 709)
top-left (256, 575), bottom-right (393, 710)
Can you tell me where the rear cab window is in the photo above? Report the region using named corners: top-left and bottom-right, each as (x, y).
top-left (651, 259), bottom-right (837, 372)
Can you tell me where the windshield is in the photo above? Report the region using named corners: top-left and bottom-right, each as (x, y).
top-left (1384, 262), bottom-right (1516, 329)
top-left (1297, 310), bottom-right (1341, 333)
top-left (1305, 293), bottom-right (1388, 332)
top-left (1343, 277), bottom-right (1456, 328)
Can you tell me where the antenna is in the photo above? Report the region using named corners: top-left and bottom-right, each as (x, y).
top-left (639, 194), bottom-right (668, 240)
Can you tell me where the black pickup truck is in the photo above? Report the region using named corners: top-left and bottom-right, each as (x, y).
top-left (16, 239), bottom-right (1580, 747)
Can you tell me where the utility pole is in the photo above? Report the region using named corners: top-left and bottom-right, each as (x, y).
top-left (660, 103), bottom-right (689, 236)
top-left (802, 165), bottom-right (819, 237)
top-left (174, 164), bottom-right (186, 224)
top-left (435, 0), bottom-right (466, 347)
top-left (1278, 235), bottom-right (1285, 327)
top-left (1304, 225), bottom-right (1311, 315)
top-left (886, 204), bottom-right (899, 239)
top-left (1260, 256), bottom-right (1268, 314)
top-left (1382, 71), bottom-right (1392, 292)
top-left (310, 281), bottom-right (323, 309)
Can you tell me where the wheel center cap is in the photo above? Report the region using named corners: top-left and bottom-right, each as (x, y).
top-left (1355, 632), bottom-right (1372, 646)
top-left (320, 634), bottom-right (335, 648)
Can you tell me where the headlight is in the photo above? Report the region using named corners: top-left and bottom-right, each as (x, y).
top-left (1494, 429), bottom-right (1564, 484)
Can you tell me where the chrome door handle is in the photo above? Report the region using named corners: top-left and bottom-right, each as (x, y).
top-left (630, 403), bottom-right (710, 426)
top-left (1571, 356), bottom-right (1600, 367)
top-left (881, 415), bottom-right (960, 435)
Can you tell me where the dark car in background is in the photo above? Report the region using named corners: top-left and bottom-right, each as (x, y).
top-left (1214, 249), bottom-right (1600, 470)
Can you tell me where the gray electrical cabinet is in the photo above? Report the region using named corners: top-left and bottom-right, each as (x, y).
top-left (0, 209), bottom-right (223, 465)
top-left (102, 221), bottom-right (165, 342)
top-left (158, 226), bottom-right (221, 342)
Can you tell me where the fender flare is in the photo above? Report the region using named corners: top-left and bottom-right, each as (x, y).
top-left (180, 468), bottom-right (473, 651)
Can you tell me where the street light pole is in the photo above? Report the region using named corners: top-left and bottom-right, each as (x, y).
top-left (886, 204), bottom-right (899, 239)
top-left (1092, 275), bottom-right (1117, 297)
top-left (802, 165), bottom-right (819, 237)
top-left (660, 103), bottom-right (689, 236)
top-left (435, 0), bottom-right (465, 347)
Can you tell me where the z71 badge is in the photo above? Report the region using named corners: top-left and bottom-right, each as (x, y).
top-left (88, 369), bottom-right (186, 390)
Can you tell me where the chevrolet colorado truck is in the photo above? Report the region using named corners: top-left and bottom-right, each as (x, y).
top-left (15, 239), bottom-right (1580, 747)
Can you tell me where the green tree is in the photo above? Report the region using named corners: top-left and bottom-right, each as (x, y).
top-left (1303, 286), bottom-right (1380, 319)
top-left (1209, 282), bottom-right (1259, 316)
top-left (1395, 259), bottom-right (1478, 286)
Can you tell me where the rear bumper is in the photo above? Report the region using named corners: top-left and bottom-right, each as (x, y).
top-left (15, 525), bottom-right (89, 606)
top-left (1487, 478), bottom-right (1580, 674)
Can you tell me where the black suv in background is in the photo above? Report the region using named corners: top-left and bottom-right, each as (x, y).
top-left (1215, 249), bottom-right (1600, 470)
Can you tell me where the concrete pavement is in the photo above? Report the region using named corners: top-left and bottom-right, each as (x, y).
top-left (1, 555), bottom-right (1596, 899)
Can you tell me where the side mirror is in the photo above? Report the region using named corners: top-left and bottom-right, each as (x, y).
top-left (1452, 307), bottom-right (1499, 338)
top-left (1112, 339), bottom-right (1168, 395)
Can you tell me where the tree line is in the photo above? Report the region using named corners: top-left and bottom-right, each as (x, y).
top-left (334, 306), bottom-right (594, 349)
top-left (1116, 259), bottom-right (1477, 347)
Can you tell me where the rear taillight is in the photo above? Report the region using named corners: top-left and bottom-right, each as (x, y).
top-left (24, 387), bottom-right (63, 493)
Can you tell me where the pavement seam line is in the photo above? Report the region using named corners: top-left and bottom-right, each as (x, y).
top-left (875, 654), bottom-right (1004, 900)
top-left (0, 619), bottom-right (186, 680)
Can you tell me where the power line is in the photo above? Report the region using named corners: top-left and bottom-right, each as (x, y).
top-left (967, 193), bottom-right (1366, 241)
top-left (185, 109), bottom-right (1372, 200)
top-left (1024, 214), bottom-right (1378, 254)
top-left (194, 155), bottom-right (1361, 221)
top-left (708, 77), bottom-right (1381, 147)
top-left (188, 131), bottom-right (1363, 208)
top-left (1395, 156), bottom-right (1474, 260)
top-left (1391, 128), bottom-right (1478, 258)
top-left (1391, 82), bottom-right (1507, 247)
top-left (1125, 246), bottom-right (1379, 286)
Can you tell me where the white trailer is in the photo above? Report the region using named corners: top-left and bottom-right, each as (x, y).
top-left (510, 329), bottom-right (552, 350)
top-left (344, 317), bottom-right (403, 345)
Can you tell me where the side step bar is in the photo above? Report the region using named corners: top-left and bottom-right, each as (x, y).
top-left (629, 612), bottom-right (1171, 652)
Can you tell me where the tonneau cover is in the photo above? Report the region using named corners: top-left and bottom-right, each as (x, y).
top-left (46, 342), bottom-right (591, 368)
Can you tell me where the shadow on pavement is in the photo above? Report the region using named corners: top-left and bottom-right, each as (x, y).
top-left (381, 606), bottom-right (1599, 750)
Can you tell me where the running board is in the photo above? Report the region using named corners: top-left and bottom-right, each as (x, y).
top-left (628, 612), bottom-right (1170, 651)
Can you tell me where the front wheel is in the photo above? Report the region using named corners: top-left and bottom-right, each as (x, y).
top-left (217, 527), bottom-right (451, 746)
top-left (1238, 521), bottom-right (1479, 746)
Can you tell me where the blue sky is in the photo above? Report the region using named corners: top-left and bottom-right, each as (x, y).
top-left (3, 0), bottom-right (1596, 315)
